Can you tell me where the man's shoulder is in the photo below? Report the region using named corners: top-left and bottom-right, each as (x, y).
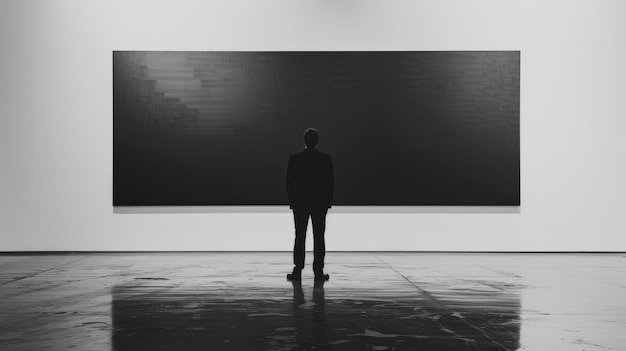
top-left (289, 151), bottom-right (306, 159)
top-left (316, 151), bottom-right (332, 162)
top-left (290, 149), bottom-right (332, 161)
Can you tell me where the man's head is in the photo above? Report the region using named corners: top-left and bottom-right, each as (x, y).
top-left (303, 128), bottom-right (319, 148)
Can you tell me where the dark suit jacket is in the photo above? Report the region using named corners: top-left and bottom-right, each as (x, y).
top-left (286, 148), bottom-right (334, 209)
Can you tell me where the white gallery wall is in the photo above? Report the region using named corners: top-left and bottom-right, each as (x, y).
top-left (1, 0), bottom-right (625, 251)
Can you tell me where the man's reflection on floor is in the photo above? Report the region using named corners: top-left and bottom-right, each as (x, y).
top-left (291, 280), bottom-right (327, 349)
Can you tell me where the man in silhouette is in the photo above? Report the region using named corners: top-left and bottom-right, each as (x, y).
top-left (286, 128), bottom-right (334, 281)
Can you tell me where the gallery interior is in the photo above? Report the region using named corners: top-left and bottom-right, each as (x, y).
top-left (1, 1), bottom-right (625, 350)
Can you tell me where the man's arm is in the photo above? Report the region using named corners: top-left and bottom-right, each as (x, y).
top-left (286, 155), bottom-right (295, 206)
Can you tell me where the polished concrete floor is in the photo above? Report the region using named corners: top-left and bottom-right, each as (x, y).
top-left (0, 253), bottom-right (624, 350)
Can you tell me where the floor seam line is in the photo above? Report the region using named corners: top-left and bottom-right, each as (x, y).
top-left (375, 255), bottom-right (510, 351)
top-left (0, 255), bottom-right (91, 286)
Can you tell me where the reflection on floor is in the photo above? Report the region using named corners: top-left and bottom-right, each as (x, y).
top-left (0, 253), bottom-right (624, 350)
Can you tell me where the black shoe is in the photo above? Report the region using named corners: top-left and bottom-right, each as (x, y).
top-left (314, 274), bottom-right (329, 281)
top-left (287, 273), bottom-right (301, 281)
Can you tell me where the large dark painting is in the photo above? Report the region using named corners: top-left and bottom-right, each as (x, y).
top-left (113, 51), bottom-right (519, 206)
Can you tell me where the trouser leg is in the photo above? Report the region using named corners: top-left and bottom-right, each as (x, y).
top-left (293, 209), bottom-right (309, 271)
top-left (311, 208), bottom-right (327, 275)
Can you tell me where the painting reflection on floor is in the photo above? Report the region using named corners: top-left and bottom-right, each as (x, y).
top-left (112, 278), bottom-right (519, 350)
